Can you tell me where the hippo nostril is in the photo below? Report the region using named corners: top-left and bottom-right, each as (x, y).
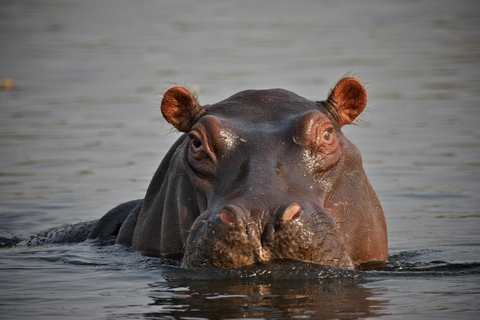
top-left (220, 210), bottom-right (235, 224)
top-left (280, 203), bottom-right (301, 222)
top-left (273, 203), bottom-right (302, 232)
top-left (219, 205), bottom-right (243, 224)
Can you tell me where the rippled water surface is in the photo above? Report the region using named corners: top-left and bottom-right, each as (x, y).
top-left (1, 0), bottom-right (479, 319)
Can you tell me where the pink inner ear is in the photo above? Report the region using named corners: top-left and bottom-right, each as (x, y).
top-left (330, 77), bottom-right (367, 127)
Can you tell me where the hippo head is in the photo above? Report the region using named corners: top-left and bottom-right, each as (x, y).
top-left (132, 77), bottom-right (387, 270)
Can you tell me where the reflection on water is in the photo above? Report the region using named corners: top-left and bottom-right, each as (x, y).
top-left (159, 263), bottom-right (390, 319)
top-left (148, 278), bottom-right (389, 319)
top-left (1, 0), bottom-right (480, 318)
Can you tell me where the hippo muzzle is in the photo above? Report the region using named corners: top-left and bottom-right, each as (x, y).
top-left (182, 203), bottom-right (354, 269)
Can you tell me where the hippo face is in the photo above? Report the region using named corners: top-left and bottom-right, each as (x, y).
top-left (132, 77), bottom-right (388, 270)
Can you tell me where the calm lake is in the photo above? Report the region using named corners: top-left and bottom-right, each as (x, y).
top-left (1, 0), bottom-right (479, 319)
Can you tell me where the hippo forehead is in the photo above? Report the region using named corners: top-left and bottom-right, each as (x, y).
top-left (192, 89), bottom-right (338, 164)
top-left (205, 88), bottom-right (322, 124)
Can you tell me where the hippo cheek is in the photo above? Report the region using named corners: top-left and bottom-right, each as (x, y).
top-left (181, 206), bottom-right (266, 268)
top-left (263, 204), bottom-right (355, 270)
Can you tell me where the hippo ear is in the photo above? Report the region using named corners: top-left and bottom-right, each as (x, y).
top-left (161, 86), bottom-right (205, 132)
top-left (326, 77), bottom-right (367, 127)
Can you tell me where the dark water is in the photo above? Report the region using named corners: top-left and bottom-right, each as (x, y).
top-left (1, 0), bottom-right (479, 319)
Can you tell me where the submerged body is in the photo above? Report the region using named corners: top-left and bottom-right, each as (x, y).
top-left (19, 77), bottom-right (387, 270)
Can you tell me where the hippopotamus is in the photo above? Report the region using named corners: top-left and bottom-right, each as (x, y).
top-left (19, 77), bottom-right (388, 270)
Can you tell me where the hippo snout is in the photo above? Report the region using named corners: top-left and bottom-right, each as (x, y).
top-left (181, 203), bottom-right (355, 270)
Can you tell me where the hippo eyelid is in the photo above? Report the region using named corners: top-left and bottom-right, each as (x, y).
top-left (187, 125), bottom-right (218, 177)
top-left (292, 111), bottom-right (332, 147)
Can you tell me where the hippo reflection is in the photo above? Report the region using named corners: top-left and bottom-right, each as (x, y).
top-left (20, 77), bottom-right (388, 270)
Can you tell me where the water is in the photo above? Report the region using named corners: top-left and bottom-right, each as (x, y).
top-left (1, 0), bottom-right (479, 318)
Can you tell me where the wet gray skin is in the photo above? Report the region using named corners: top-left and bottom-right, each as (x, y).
top-left (18, 77), bottom-right (387, 270)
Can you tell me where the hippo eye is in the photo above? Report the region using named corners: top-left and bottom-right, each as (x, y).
top-left (324, 131), bottom-right (331, 141)
top-left (187, 128), bottom-right (218, 177)
top-left (313, 124), bottom-right (338, 157)
top-left (192, 137), bottom-right (202, 149)
top-left (189, 131), bottom-right (203, 150)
